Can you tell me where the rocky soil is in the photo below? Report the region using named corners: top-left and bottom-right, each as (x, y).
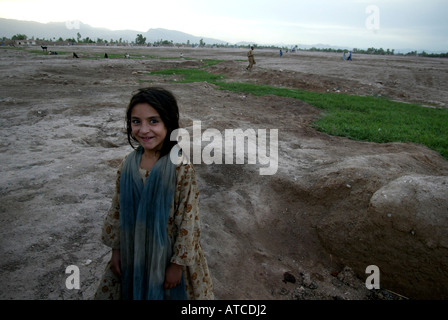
top-left (0, 46), bottom-right (447, 300)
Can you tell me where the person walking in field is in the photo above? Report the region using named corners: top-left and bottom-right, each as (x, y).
top-left (347, 51), bottom-right (352, 61)
top-left (246, 46), bottom-right (256, 71)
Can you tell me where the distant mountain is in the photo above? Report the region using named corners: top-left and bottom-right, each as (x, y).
top-left (4, 17), bottom-right (433, 53)
top-left (0, 18), bottom-right (228, 45)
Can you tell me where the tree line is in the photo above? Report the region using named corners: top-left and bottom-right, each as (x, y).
top-left (304, 46), bottom-right (447, 58)
top-left (3, 33), bottom-right (447, 58)
top-left (5, 33), bottom-right (129, 45)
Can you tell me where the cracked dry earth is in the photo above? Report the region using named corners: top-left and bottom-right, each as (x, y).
top-left (1, 46), bottom-right (447, 300)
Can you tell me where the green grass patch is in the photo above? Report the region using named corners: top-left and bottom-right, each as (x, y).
top-left (83, 53), bottom-right (139, 59)
top-left (0, 46), bottom-right (25, 51)
top-left (34, 50), bottom-right (71, 55)
top-left (200, 59), bottom-right (225, 68)
top-left (4, 47), bottom-right (444, 159)
top-left (150, 68), bottom-right (225, 83)
top-left (217, 82), bottom-right (448, 159)
top-left (149, 67), bottom-right (448, 159)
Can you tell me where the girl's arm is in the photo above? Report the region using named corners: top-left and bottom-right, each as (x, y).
top-left (164, 263), bottom-right (182, 289)
top-left (170, 163), bottom-right (201, 267)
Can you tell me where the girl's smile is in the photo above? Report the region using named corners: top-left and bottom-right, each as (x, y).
top-left (130, 103), bottom-right (167, 154)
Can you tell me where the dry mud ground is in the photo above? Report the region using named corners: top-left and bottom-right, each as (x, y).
top-left (1, 46), bottom-right (447, 300)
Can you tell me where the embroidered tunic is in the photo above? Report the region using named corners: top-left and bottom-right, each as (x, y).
top-left (94, 153), bottom-right (214, 300)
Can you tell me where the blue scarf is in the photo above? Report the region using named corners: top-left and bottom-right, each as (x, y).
top-left (119, 146), bottom-right (187, 300)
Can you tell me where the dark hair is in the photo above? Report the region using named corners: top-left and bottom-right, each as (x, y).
top-left (125, 87), bottom-right (180, 158)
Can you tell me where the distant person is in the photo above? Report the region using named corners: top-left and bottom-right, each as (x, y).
top-left (342, 52), bottom-right (346, 60)
top-left (280, 49), bottom-right (283, 57)
top-left (246, 46), bottom-right (256, 71)
top-left (347, 51), bottom-right (352, 61)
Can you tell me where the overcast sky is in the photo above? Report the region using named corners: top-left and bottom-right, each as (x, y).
top-left (0, 0), bottom-right (447, 51)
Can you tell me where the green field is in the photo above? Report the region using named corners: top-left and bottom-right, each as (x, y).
top-left (151, 66), bottom-right (448, 160)
top-left (5, 45), bottom-right (446, 159)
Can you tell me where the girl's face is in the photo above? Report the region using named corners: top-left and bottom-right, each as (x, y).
top-left (130, 103), bottom-right (168, 154)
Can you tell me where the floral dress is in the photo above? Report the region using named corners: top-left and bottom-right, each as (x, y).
top-left (93, 153), bottom-right (214, 300)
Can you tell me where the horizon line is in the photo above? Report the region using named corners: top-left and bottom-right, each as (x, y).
top-left (1, 16), bottom-right (446, 54)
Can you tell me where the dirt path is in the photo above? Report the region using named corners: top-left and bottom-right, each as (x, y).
top-left (0, 46), bottom-right (447, 300)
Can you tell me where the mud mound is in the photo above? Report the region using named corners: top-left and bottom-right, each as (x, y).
top-left (317, 173), bottom-right (448, 298)
top-left (311, 152), bottom-right (448, 299)
top-left (207, 60), bottom-right (363, 95)
top-left (206, 52), bottom-right (448, 108)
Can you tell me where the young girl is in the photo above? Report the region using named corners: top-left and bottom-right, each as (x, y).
top-left (94, 87), bottom-right (214, 300)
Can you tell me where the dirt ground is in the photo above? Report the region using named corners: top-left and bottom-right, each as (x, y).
top-left (0, 46), bottom-right (447, 300)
